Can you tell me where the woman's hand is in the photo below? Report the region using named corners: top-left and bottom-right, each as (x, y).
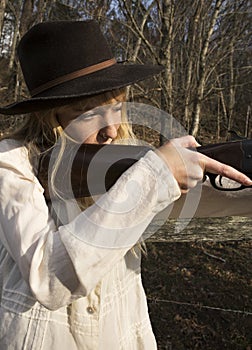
top-left (156, 135), bottom-right (252, 194)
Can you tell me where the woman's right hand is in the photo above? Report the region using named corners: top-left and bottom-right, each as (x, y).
top-left (156, 135), bottom-right (252, 194)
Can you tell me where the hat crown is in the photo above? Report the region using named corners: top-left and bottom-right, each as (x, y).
top-left (0, 20), bottom-right (163, 115)
top-left (18, 20), bottom-right (113, 93)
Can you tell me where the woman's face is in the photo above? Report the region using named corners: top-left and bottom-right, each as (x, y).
top-left (57, 101), bottom-right (122, 144)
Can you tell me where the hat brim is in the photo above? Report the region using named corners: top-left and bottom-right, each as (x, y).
top-left (0, 64), bottom-right (163, 115)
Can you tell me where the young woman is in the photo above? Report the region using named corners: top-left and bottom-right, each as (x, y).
top-left (0, 20), bottom-right (251, 350)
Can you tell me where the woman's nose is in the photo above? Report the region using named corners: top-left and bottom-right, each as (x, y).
top-left (100, 124), bottom-right (119, 140)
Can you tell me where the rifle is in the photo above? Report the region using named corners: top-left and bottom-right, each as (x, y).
top-left (38, 139), bottom-right (252, 201)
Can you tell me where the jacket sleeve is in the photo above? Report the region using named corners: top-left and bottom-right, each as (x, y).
top-left (0, 141), bottom-right (181, 310)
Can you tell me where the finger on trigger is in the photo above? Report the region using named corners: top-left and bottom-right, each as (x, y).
top-left (203, 156), bottom-right (252, 185)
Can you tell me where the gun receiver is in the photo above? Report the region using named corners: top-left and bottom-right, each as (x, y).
top-left (38, 139), bottom-right (252, 200)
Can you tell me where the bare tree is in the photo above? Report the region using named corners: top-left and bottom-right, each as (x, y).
top-left (183, 0), bottom-right (202, 131)
top-left (189, 0), bottom-right (223, 136)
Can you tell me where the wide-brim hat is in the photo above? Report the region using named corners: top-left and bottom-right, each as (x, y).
top-left (0, 20), bottom-right (163, 115)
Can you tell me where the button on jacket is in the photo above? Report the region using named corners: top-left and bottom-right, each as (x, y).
top-left (0, 139), bottom-right (181, 350)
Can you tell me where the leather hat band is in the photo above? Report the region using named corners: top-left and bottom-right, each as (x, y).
top-left (31, 58), bottom-right (117, 97)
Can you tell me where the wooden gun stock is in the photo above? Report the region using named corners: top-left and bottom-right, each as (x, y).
top-left (38, 143), bottom-right (150, 200)
top-left (38, 139), bottom-right (252, 201)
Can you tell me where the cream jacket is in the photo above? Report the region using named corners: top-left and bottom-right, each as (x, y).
top-left (0, 139), bottom-right (181, 350)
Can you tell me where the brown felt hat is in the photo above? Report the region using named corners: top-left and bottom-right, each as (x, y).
top-left (0, 20), bottom-right (163, 115)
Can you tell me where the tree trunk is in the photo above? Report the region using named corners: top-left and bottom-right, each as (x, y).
top-left (159, 0), bottom-right (174, 144)
top-left (19, 0), bottom-right (34, 37)
top-left (227, 42), bottom-right (235, 134)
top-left (184, 0), bottom-right (202, 132)
top-left (36, 0), bottom-right (48, 22)
top-left (12, 0), bottom-right (34, 100)
top-left (245, 106), bottom-right (251, 138)
top-left (189, 0), bottom-right (223, 137)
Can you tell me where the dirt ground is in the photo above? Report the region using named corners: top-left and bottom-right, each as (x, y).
top-left (142, 240), bottom-right (252, 350)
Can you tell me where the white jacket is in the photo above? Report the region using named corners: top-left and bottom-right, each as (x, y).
top-left (0, 139), bottom-right (181, 350)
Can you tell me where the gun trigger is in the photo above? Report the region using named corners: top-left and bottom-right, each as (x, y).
top-left (206, 173), bottom-right (218, 189)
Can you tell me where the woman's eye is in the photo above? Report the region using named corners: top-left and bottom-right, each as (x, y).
top-left (113, 107), bottom-right (122, 112)
top-left (112, 103), bottom-right (122, 112)
top-left (78, 112), bottom-right (98, 120)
